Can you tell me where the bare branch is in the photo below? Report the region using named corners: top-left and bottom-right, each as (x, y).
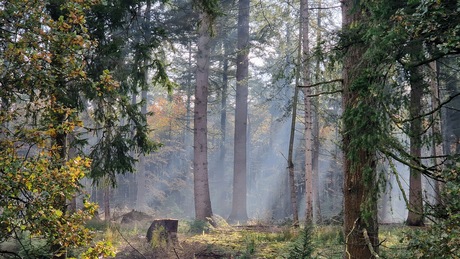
top-left (308, 89), bottom-right (343, 97)
top-left (297, 78), bottom-right (343, 88)
top-left (381, 147), bottom-right (444, 181)
top-left (398, 92), bottom-right (460, 124)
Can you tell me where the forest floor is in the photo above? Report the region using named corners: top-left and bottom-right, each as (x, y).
top-left (86, 214), bottom-right (414, 259)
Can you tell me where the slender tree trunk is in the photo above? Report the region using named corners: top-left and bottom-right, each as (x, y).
top-left (429, 61), bottom-right (444, 205)
top-left (186, 41), bottom-right (193, 152)
top-left (288, 85), bottom-right (300, 227)
top-left (134, 77), bottom-right (147, 211)
top-left (229, 0), bottom-right (250, 222)
top-left (103, 184), bottom-right (111, 221)
top-left (135, 92), bottom-right (147, 210)
top-left (342, 1), bottom-right (379, 258)
top-left (130, 92), bottom-right (138, 206)
top-left (194, 10), bottom-right (213, 221)
top-left (135, 0), bottom-right (151, 211)
top-left (312, 104), bottom-right (321, 223)
top-left (220, 41), bottom-right (229, 172)
top-left (287, 0), bottom-right (300, 227)
top-left (406, 65), bottom-right (425, 226)
top-left (312, 0), bottom-right (322, 223)
top-left (301, 0), bottom-right (313, 224)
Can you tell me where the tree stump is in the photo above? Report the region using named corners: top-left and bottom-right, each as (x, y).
top-left (146, 219), bottom-right (178, 246)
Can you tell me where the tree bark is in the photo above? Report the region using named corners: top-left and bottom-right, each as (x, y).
top-left (342, 0), bottom-right (379, 258)
top-left (194, 10), bottom-right (213, 221)
top-left (229, 0), bottom-right (250, 222)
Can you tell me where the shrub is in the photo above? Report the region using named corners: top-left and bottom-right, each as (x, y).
top-left (406, 165), bottom-right (460, 258)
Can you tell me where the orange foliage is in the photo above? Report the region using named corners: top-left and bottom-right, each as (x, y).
top-left (148, 94), bottom-right (187, 139)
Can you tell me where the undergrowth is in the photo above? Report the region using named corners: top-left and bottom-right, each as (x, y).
top-left (82, 220), bottom-right (415, 258)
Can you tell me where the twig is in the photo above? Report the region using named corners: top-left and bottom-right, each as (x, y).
top-left (173, 247), bottom-right (181, 259)
top-left (363, 228), bottom-right (380, 258)
top-left (114, 225), bottom-right (147, 259)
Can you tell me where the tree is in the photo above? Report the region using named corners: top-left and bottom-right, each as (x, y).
top-left (135, 0), bottom-right (152, 212)
top-left (301, 0), bottom-right (314, 224)
top-left (288, 7), bottom-right (301, 224)
top-left (229, 0), bottom-right (250, 222)
top-left (288, 35), bottom-right (301, 226)
top-left (193, 0), bottom-right (218, 221)
top-left (0, 0), bottom-right (121, 257)
top-left (81, 0), bottom-right (175, 217)
top-left (312, 0), bottom-right (323, 224)
top-left (341, 0), bottom-right (380, 257)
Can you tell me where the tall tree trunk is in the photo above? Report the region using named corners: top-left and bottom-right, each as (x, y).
top-left (136, 0), bottom-right (151, 210)
top-left (312, 0), bottom-right (322, 224)
top-left (194, 10), bottom-right (213, 221)
top-left (287, 0), bottom-right (300, 227)
top-left (229, 0), bottom-right (250, 222)
top-left (342, 1), bottom-right (379, 258)
top-left (301, 0), bottom-right (313, 224)
top-left (406, 65), bottom-right (425, 226)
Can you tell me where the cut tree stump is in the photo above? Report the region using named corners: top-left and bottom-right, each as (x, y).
top-left (146, 219), bottom-right (178, 246)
